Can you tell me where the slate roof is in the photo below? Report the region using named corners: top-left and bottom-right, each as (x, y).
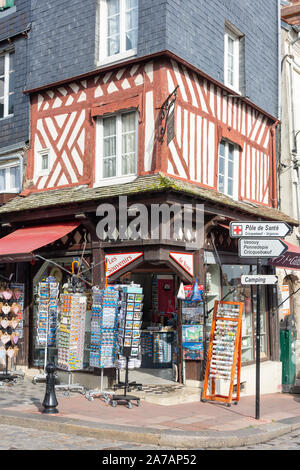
top-left (0, 173), bottom-right (298, 225)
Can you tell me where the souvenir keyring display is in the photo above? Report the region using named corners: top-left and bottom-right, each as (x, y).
top-left (201, 300), bottom-right (243, 407)
top-left (0, 282), bottom-right (25, 382)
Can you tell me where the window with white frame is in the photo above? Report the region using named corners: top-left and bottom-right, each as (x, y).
top-left (0, 163), bottom-right (20, 193)
top-left (97, 110), bottom-right (137, 180)
top-left (218, 140), bottom-right (239, 199)
top-left (98, 0), bottom-right (138, 64)
top-left (224, 26), bottom-right (240, 92)
top-left (0, 50), bottom-right (14, 119)
top-left (36, 149), bottom-right (51, 177)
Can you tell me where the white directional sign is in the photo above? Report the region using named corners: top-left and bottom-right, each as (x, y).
top-left (230, 221), bottom-right (291, 238)
top-left (238, 238), bottom-right (288, 258)
top-left (241, 275), bottom-right (278, 285)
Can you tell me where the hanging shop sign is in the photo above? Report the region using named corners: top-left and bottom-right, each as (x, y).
top-left (105, 253), bottom-right (143, 277)
top-left (230, 221), bottom-right (291, 238)
top-left (238, 238), bottom-right (288, 258)
top-left (241, 275), bottom-right (278, 285)
top-left (169, 252), bottom-right (194, 277)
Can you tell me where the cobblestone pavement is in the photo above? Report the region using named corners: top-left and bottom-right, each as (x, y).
top-left (221, 430), bottom-right (300, 450)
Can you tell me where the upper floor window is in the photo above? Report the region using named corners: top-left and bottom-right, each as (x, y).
top-left (0, 51), bottom-right (14, 119)
top-left (224, 25), bottom-right (241, 93)
top-left (98, 0), bottom-right (138, 64)
top-left (96, 110), bottom-right (138, 182)
top-left (0, 0), bottom-right (14, 11)
top-left (218, 140), bottom-right (239, 199)
top-left (0, 162), bottom-right (20, 193)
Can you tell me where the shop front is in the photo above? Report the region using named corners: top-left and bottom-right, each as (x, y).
top-left (0, 175), bottom-right (297, 397)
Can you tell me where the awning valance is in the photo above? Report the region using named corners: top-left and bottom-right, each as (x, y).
top-left (269, 240), bottom-right (300, 271)
top-left (0, 221), bottom-right (80, 262)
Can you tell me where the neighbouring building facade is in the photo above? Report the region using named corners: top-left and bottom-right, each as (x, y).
top-left (276, 0), bottom-right (300, 382)
top-left (0, 0), bottom-right (30, 204)
top-left (0, 0), bottom-right (298, 395)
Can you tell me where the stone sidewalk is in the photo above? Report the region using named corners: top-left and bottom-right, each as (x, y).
top-left (1, 377), bottom-right (300, 448)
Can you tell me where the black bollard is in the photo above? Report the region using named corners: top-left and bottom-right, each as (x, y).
top-left (42, 363), bottom-right (59, 414)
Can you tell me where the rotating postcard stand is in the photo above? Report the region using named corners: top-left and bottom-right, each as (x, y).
top-left (110, 349), bottom-right (140, 409)
top-left (110, 285), bottom-right (143, 408)
top-left (55, 293), bottom-right (86, 396)
top-left (85, 287), bottom-right (119, 403)
top-left (33, 280), bottom-right (59, 384)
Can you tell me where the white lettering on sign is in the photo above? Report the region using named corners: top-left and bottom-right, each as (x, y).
top-left (169, 252), bottom-right (194, 277)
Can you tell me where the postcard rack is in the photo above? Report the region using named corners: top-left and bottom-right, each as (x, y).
top-left (202, 301), bottom-right (243, 407)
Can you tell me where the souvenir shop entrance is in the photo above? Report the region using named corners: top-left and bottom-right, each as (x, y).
top-left (115, 263), bottom-right (180, 385)
top-left (103, 245), bottom-right (204, 388)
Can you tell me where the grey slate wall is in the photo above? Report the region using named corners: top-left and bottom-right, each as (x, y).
top-left (0, 0), bottom-right (31, 151)
top-left (27, 0), bottom-right (97, 89)
top-left (26, 0), bottom-right (279, 118)
top-left (162, 0), bottom-right (279, 118)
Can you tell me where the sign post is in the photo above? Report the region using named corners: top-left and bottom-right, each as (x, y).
top-left (230, 220), bottom-right (291, 420)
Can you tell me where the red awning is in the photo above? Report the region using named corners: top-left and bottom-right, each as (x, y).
top-left (269, 240), bottom-right (300, 270)
top-left (0, 222), bottom-right (80, 262)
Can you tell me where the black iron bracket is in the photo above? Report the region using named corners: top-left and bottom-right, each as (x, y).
top-left (158, 85), bottom-right (179, 143)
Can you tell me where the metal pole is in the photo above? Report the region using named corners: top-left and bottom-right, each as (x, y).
top-left (256, 256), bottom-right (262, 420)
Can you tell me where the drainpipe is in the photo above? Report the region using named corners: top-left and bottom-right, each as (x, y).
top-left (0, 155), bottom-right (24, 194)
top-left (289, 31), bottom-right (300, 226)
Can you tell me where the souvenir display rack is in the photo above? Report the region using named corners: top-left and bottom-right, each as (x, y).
top-left (202, 301), bottom-right (243, 407)
top-left (0, 282), bottom-right (24, 382)
top-left (33, 279), bottom-right (60, 383)
top-left (181, 299), bottom-right (204, 361)
top-left (111, 285), bottom-right (143, 408)
top-left (141, 330), bottom-right (174, 368)
top-left (86, 286), bottom-right (119, 402)
top-left (55, 293), bottom-right (87, 395)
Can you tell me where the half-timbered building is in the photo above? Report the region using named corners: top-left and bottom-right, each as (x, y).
top-left (0, 0), bottom-right (297, 395)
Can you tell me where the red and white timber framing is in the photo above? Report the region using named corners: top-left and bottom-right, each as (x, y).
top-left (25, 54), bottom-right (278, 208)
